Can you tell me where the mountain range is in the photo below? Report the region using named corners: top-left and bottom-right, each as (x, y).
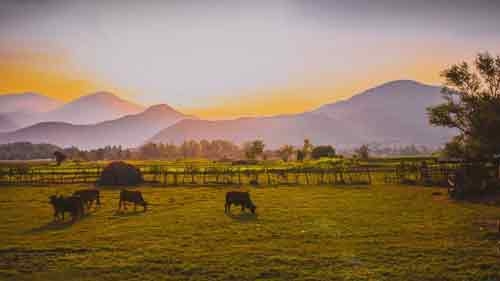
top-left (150, 80), bottom-right (453, 149)
top-left (0, 80), bottom-right (455, 149)
top-left (0, 104), bottom-right (189, 149)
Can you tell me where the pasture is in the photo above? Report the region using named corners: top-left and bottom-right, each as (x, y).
top-left (0, 184), bottom-right (499, 281)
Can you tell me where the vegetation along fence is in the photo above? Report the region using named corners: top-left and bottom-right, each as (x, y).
top-left (0, 160), bottom-right (468, 186)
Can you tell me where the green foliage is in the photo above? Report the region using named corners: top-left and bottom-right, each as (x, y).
top-left (302, 139), bottom-right (313, 159)
top-left (296, 150), bottom-right (305, 161)
top-left (355, 144), bottom-right (370, 159)
top-left (243, 140), bottom-right (265, 160)
top-left (53, 151), bottom-right (67, 166)
top-left (0, 142), bottom-right (61, 160)
top-left (311, 145), bottom-right (335, 159)
top-left (428, 52), bottom-right (500, 160)
top-left (277, 145), bottom-right (295, 162)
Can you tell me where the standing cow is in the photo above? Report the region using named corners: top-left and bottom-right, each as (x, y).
top-left (225, 191), bottom-right (256, 214)
top-left (73, 189), bottom-right (100, 210)
top-left (49, 195), bottom-right (85, 222)
top-left (118, 190), bottom-right (148, 212)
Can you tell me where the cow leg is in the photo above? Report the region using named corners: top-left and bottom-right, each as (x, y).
top-left (134, 203), bottom-right (137, 212)
top-left (118, 199), bottom-right (122, 211)
top-left (241, 205), bottom-right (245, 212)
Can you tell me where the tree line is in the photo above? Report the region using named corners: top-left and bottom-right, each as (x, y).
top-left (0, 140), bottom-right (341, 161)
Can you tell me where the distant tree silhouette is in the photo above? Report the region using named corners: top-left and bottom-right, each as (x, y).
top-left (427, 52), bottom-right (500, 160)
top-left (278, 145), bottom-right (295, 162)
top-left (244, 140), bottom-right (265, 160)
top-left (296, 150), bottom-right (305, 162)
top-left (302, 139), bottom-right (313, 160)
top-left (355, 145), bottom-right (370, 160)
top-left (53, 151), bottom-right (67, 165)
top-left (0, 142), bottom-right (61, 160)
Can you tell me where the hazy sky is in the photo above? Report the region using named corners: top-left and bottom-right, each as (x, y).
top-left (1, 0), bottom-right (500, 118)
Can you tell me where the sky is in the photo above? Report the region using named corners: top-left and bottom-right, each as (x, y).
top-left (1, 0), bottom-right (500, 118)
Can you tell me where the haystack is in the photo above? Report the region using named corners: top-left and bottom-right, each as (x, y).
top-left (98, 161), bottom-right (143, 186)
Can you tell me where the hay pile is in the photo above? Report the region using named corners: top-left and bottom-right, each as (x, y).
top-left (98, 161), bottom-right (143, 186)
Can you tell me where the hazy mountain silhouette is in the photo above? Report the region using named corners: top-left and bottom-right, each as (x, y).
top-left (150, 113), bottom-right (356, 148)
top-left (42, 91), bottom-right (144, 124)
top-left (0, 93), bottom-right (61, 113)
top-left (0, 115), bottom-right (17, 132)
top-left (1, 80), bottom-right (454, 149)
top-left (0, 104), bottom-right (191, 149)
top-left (151, 80), bottom-right (454, 148)
top-left (1, 92), bottom-right (145, 129)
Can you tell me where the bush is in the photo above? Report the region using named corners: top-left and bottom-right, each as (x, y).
top-left (98, 161), bottom-right (143, 186)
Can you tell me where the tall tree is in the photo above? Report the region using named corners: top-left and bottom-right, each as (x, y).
top-left (302, 139), bottom-right (313, 160)
top-left (278, 145), bottom-right (295, 162)
top-left (244, 140), bottom-right (265, 160)
top-left (53, 151), bottom-right (67, 166)
top-left (355, 144), bottom-right (370, 160)
top-left (427, 52), bottom-right (500, 160)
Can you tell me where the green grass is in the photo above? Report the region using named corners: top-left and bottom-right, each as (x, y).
top-left (0, 184), bottom-right (499, 281)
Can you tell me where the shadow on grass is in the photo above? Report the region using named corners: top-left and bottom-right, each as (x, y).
top-left (25, 215), bottom-right (91, 234)
top-left (113, 210), bottom-right (147, 217)
top-left (225, 211), bottom-right (258, 222)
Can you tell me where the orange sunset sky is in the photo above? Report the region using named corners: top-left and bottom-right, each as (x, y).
top-left (1, 1), bottom-right (499, 119)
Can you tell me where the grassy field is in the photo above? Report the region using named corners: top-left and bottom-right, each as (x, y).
top-left (0, 184), bottom-right (499, 281)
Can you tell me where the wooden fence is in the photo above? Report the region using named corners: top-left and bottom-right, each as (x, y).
top-left (0, 165), bottom-right (374, 186)
top-left (0, 162), bottom-right (469, 187)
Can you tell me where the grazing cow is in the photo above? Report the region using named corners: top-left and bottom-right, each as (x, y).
top-left (73, 189), bottom-right (100, 210)
top-left (118, 190), bottom-right (147, 212)
top-left (49, 195), bottom-right (84, 221)
top-left (225, 191), bottom-right (256, 214)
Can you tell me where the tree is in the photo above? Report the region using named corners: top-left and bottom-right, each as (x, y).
top-left (311, 145), bottom-right (336, 159)
top-left (302, 139), bottom-right (313, 160)
top-left (278, 145), bottom-right (295, 162)
top-left (53, 151), bottom-right (67, 166)
top-left (244, 140), bottom-right (265, 160)
top-left (296, 150), bottom-right (305, 162)
top-left (427, 52), bottom-right (500, 160)
top-left (355, 144), bottom-right (370, 159)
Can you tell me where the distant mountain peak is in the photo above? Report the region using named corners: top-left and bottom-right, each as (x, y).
top-left (75, 91), bottom-right (125, 102)
top-left (144, 104), bottom-right (175, 113)
top-left (0, 92), bottom-right (62, 114)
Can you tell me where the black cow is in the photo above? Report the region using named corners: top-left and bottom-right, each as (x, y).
top-left (49, 195), bottom-right (84, 221)
top-left (225, 191), bottom-right (256, 214)
top-left (118, 190), bottom-right (147, 212)
top-left (73, 189), bottom-right (100, 210)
